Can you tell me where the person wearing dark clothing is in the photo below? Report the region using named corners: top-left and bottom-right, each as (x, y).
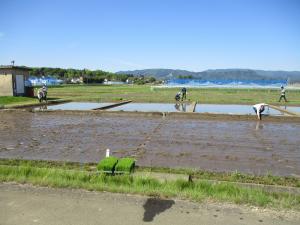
top-left (278, 86), bottom-right (287, 102)
top-left (175, 92), bottom-right (181, 101)
top-left (181, 87), bottom-right (187, 101)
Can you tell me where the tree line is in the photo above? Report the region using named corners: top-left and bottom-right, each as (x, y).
top-left (29, 67), bottom-right (158, 84)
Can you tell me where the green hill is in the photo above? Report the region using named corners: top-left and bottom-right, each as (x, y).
top-left (117, 68), bottom-right (300, 83)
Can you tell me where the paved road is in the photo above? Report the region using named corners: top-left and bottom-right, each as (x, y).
top-left (1, 183), bottom-right (299, 225)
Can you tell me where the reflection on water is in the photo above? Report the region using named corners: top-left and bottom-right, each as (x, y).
top-left (34, 102), bottom-right (113, 110)
top-left (174, 103), bottom-right (187, 112)
top-left (33, 102), bottom-right (300, 115)
top-left (109, 103), bottom-right (190, 112)
top-left (39, 105), bottom-right (48, 110)
top-left (255, 121), bottom-right (264, 130)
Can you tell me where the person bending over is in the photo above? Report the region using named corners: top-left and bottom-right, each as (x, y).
top-left (175, 92), bottom-right (181, 101)
top-left (253, 103), bottom-right (268, 120)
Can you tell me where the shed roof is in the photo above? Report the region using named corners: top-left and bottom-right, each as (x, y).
top-left (0, 65), bottom-right (31, 71)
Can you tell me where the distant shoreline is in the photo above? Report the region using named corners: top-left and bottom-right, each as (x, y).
top-left (152, 84), bottom-right (300, 90)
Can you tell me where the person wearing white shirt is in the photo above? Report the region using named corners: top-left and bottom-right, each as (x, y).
top-left (278, 86), bottom-right (287, 102)
top-left (253, 103), bottom-right (268, 120)
top-left (37, 84), bottom-right (48, 103)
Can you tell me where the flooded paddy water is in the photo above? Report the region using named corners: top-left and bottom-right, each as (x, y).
top-left (195, 104), bottom-right (300, 116)
top-left (35, 101), bottom-right (300, 116)
top-left (108, 103), bottom-right (191, 112)
top-left (0, 110), bottom-right (300, 176)
top-left (35, 102), bottom-right (114, 110)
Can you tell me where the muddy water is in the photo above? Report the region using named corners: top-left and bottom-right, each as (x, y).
top-left (0, 111), bottom-right (299, 176)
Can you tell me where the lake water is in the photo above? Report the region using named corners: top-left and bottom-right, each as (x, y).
top-left (164, 79), bottom-right (287, 89)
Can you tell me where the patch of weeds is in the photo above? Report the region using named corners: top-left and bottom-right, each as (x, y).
top-left (175, 179), bottom-right (194, 190)
top-left (231, 171), bottom-right (246, 180)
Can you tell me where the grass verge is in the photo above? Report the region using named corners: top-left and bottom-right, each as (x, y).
top-left (0, 96), bottom-right (36, 107)
top-left (0, 164), bottom-right (299, 210)
top-left (1, 159), bottom-right (299, 187)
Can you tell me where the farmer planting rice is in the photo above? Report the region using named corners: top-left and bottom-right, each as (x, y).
top-left (253, 103), bottom-right (268, 120)
top-left (37, 84), bottom-right (48, 103)
top-left (175, 87), bottom-right (187, 101)
top-left (175, 92), bottom-right (181, 101)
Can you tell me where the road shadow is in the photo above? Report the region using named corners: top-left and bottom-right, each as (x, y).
top-left (143, 198), bottom-right (175, 222)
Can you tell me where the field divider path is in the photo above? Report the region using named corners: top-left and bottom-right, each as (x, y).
top-left (92, 100), bottom-right (132, 110)
top-left (133, 114), bottom-right (167, 157)
top-left (268, 104), bottom-right (300, 116)
top-left (192, 177), bottom-right (300, 195)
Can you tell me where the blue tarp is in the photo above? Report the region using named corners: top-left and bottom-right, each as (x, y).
top-left (26, 76), bottom-right (64, 87)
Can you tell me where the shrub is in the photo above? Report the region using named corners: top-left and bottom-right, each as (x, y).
top-left (82, 77), bottom-right (104, 84)
top-left (115, 158), bottom-right (135, 174)
top-left (97, 157), bottom-right (118, 173)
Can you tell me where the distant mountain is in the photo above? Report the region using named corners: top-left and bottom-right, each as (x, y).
top-left (117, 69), bottom-right (300, 83)
top-left (117, 69), bottom-right (195, 79)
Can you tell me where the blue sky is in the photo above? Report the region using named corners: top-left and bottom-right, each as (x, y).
top-left (0, 0), bottom-right (299, 72)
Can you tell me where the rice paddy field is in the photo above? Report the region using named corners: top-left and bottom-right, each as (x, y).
top-left (1, 84), bottom-right (300, 211)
